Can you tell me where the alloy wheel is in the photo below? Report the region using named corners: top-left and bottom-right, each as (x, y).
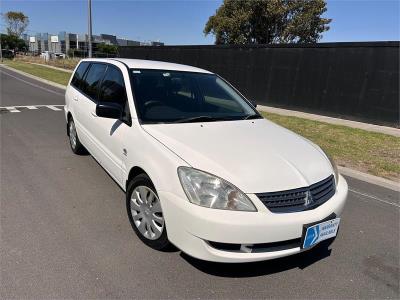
top-left (69, 121), bottom-right (77, 149)
top-left (130, 186), bottom-right (164, 240)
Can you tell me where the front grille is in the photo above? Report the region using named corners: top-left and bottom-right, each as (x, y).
top-left (256, 175), bottom-right (335, 213)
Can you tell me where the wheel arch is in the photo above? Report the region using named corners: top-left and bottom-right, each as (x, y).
top-left (126, 166), bottom-right (151, 191)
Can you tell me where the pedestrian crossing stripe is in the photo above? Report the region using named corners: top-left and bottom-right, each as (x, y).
top-left (47, 105), bottom-right (62, 111)
top-left (0, 105), bottom-right (64, 113)
top-left (7, 107), bottom-right (20, 113)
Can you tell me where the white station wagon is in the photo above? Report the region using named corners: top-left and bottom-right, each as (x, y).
top-left (65, 58), bottom-right (348, 263)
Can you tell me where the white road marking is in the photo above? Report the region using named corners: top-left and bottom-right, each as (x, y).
top-left (6, 107), bottom-right (20, 113)
top-left (0, 105), bottom-right (64, 113)
top-left (47, 105), bottom-right (62, 111)
top-left (0, 105), bottom-right (64, 108)
top-left (0, 69), bottom-right (65, 96)
top-left (349, 189), bottom-right (400, 208)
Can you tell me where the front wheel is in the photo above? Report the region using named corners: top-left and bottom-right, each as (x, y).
top-left (126, 174), bottom-right (170, 250)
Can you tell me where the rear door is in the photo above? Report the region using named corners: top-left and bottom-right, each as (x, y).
top-left (67, 61), bottom-right (90, 133)
top-left (74, 63), bottom-right (107, 160)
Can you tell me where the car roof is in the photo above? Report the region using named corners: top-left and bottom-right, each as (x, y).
top-left (80, 58), bottom-right (213, 74)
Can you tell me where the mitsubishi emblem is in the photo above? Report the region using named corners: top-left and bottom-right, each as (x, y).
top-left (304, 190), bottom-right (313, 206)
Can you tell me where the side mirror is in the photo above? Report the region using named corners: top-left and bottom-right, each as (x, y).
top-left (96, 103), bottom-right (123, 119)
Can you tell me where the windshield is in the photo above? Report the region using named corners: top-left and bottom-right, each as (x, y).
top-left (130, 69), bottom-right (260, 123)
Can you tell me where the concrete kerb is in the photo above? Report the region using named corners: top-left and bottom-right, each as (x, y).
top-left (0, 64), bottom-right (67, 90)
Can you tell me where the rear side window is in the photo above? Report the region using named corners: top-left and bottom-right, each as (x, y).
top-left (98, 66), bottom-right (127, 105)
top-left (81, 63), bottom-right (107, 101)
top-left (71, 62), bottom-right (89, 89)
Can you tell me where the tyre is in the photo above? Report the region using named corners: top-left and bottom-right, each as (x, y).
top-left (67, 117), bottom-right (85, 154)
top-left (126, 173), bottom-right (170, 250)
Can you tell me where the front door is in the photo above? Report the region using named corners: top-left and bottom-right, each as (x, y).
top-left (89, 64), bottom-right (131, 186)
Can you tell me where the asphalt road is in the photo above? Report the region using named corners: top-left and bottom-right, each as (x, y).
top-left (1, 66), bottom-right (399, 299)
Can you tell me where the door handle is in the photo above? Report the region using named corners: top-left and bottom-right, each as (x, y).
top-left (90, 111), bottom-right (97, 117)
top-left (73, 96), bottom-right (78, 101)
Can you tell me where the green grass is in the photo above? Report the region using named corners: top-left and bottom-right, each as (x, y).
top-left (15, 56), bottom-right (80, 70)
top-left (3, 60), bottom-right (71, 86)
top-left (260, 111), bottom-right (400, 181)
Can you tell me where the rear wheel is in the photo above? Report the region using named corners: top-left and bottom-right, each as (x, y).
top-left (68, 117), bottom-right (85, 154)
top-left (126, 174), bottom-right (170, 250)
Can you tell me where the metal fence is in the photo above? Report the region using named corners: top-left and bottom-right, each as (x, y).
top-left (118, 42), bottom-right (399, 127)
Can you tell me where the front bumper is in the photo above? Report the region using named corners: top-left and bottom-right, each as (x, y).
top-left (159, 174), bottom-right (348, 263)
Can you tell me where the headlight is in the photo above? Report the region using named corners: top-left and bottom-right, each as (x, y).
top-left (326, 153), bottom-right (339, 185)
top-left (177, 167), bottom-right (257, 211)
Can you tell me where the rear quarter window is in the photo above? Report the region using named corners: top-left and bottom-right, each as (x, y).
top-left (71, 62), bottom-right (90, 90)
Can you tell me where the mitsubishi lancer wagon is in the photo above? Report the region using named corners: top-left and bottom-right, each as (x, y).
top-left (65, 58), bottom-right (348, 263)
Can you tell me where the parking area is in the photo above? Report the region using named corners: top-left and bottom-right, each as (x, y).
top-left (1, 67), bottom-right (399, 299)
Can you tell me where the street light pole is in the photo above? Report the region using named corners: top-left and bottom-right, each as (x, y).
top-left (0, 36), bottom-right (3, 62)
top-left (0, 13), bottom-right (3, 62)
top-left (88, 0), bottom-right (93, 58)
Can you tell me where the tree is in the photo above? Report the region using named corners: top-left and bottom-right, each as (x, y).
top-left (3, 11), bottom-right (29, 37)
top-left (204, 0), bottom-right (331, 44)
top-left (0, 34), bottom-right (27, 51)
top-left (96, 43), bottom-right (118, 56)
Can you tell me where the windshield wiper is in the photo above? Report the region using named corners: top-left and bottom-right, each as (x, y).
top-left (174, 114), bottom-right (261, 123)
top-left (242, 114), bottom-right (262, 120)
top-left (174, 116), bottom-right (219, 123)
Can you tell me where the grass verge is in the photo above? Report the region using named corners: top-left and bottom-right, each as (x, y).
top-left (14, 55), bottom-right (80, 70)
top-left (260, 111), bottom-right (399, 181)
top-left (2, 59), bottom-right (71, 86)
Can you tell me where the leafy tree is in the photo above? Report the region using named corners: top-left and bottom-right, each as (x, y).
top-left (0, 34), bottom-right (27, 51)
top-left (3, 11), bottom-right (29, 37)
top-left (204, 0), bottom-right (331, 44)
top-left (96, 43), bottom-right (118, 55)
